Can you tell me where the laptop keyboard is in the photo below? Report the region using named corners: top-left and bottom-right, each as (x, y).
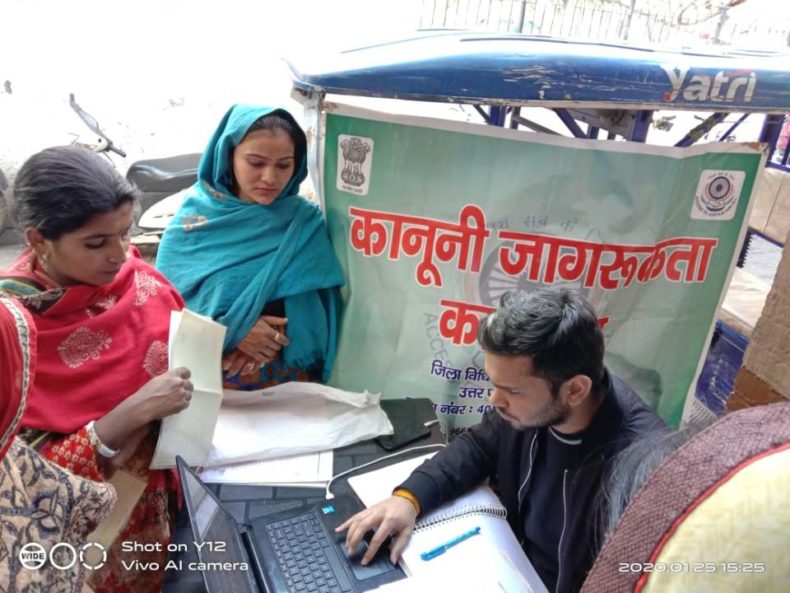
top-left (266, 513), bottom-right (352, 593)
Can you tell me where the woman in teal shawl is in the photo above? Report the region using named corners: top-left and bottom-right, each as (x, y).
top-left (156, 105), bottom-right (344, 388)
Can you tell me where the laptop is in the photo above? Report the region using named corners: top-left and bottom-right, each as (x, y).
top-left (176, 456), bottom-right (406, 593)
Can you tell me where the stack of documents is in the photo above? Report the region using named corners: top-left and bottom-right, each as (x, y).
top-left (206, 382), bottom-right (393, 466)
top-left (199, 450), bottom-right (333, 488)
top-left (147, 311), bottom-right (392, 475)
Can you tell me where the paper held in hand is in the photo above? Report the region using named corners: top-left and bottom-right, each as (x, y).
top-left (150, 309), bottom-right (227, 469)
top-left (348, 454), bottom-right (548, 593)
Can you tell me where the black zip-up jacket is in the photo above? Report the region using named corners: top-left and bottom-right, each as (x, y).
top-left (400, 370), bottom-right (667, 593)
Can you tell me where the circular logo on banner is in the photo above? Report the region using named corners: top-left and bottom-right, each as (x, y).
top-left (692, 170), bottom-right (744, 221)
top-left (703, 175), bottom-right (734, 211)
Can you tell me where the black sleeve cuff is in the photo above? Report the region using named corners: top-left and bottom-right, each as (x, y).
top-left (397, 470), bottom-right (441, 517)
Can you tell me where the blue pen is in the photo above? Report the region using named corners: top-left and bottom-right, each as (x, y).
top-left (420, 526), bottom-right (481, 561)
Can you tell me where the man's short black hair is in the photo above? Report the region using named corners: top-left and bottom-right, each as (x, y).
top-left (477, 288), bottom-right (605, 394)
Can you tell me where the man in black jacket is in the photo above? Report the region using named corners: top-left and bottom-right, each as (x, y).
top-left (338, 288), bottom-right (667, 593)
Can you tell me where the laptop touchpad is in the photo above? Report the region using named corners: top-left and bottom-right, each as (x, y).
top-left (342, 541), bottom-right (395, 580)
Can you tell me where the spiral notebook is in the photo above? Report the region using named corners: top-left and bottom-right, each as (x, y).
top-left (348, 454), bottom-right (548, 593)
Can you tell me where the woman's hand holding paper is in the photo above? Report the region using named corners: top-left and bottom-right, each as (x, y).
top-left (96, 367), bottom-right (194, 449)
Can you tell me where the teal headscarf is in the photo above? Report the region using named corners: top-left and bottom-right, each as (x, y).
top-left (156, 105), bottom-right (344, 381)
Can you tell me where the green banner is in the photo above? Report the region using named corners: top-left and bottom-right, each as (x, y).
top-left (321, 105), bottom-right (763, 430)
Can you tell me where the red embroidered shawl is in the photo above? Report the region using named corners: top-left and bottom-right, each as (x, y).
top-left (0, 248), bottom-right (184, 433)
top-left (0, 297), bottom-right (36, 458)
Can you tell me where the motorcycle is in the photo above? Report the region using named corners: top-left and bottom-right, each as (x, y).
top-left (68, 93), bottom-right (127, 161)
top-left (0, 95), bottom-right (199, 243)
top-left (68, 94), bottom-right (199, 240)
top-left (126, 153), bottom-right (199, 239)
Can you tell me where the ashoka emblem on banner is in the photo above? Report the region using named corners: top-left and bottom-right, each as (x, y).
top-left (337, 135), bottom-right (374, 196)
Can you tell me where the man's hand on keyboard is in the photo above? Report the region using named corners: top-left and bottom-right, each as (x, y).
top-left (335, 496), bottom-right (418, 566)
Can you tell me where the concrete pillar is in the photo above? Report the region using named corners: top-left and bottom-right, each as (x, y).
top-left (728, 227), bottom-right (790, 410)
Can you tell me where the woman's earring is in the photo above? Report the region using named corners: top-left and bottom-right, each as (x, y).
top-left (38, 252), bottom-right (50, 271)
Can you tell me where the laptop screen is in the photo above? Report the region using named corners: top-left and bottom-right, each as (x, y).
top-left (179, 461), bottom-right (258, 593)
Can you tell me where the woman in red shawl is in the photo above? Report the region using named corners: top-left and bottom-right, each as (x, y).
top-left (0, 295), bottom-right (116, 592)
top-left (0, 147), bottom-right (194, 593)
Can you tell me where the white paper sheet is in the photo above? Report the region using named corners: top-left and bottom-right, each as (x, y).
top-left (150, 310), bottom-right (226, 469)
top-left (255, 381), bottom-right (379, 408)
top-left (368, 547), bottom-right (540, 593)
top-left (166, 309), bottom-right (225, 392)
top-left (348, 454), bottom-right (435, 507)
top-left (199, 450), bottom-right (333, 486)
top-left (206, 382), bottom-right (393, 466)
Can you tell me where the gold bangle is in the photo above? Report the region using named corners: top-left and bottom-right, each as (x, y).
top-left (393, 488), bottom-right (421, 515)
